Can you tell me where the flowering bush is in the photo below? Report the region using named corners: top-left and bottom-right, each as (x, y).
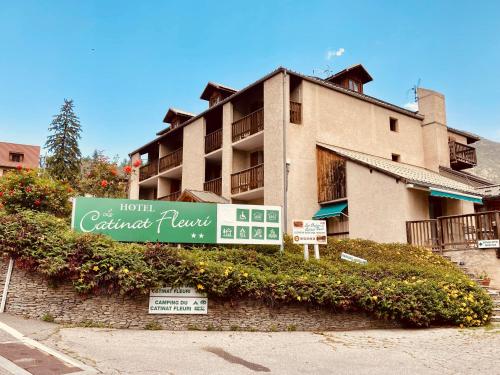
top-left (0, 210), bottom-right (493, 328)
top-left (78, 154), bottom-right (128, 198)
top-left (0, 168), bottom-right (71, 216)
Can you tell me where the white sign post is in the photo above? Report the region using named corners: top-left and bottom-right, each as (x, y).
top-left (149, 287), bottom-right (208, 315)
top-left (293, 220), bottom-right (327, 260)
top-left (478, 239), bottom-right (500, 249)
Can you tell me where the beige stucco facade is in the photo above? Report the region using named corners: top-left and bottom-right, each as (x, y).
top-left (129, 67), bottom-right (484, 243)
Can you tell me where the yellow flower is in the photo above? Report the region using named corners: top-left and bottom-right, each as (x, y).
top-left (123, 268), bottom-right (129, 274)
top-left (243, 272), bottom-right (248, 278)
top-left (109, 266), bottom-right (114, 271)
top-left (199, 268), bottom-right (205, 274)
top-left (92, 265), bottom-right (99, 271)
top-left (199, 261), bottom-right (205, 266)
top-left (372, 296), bottom-right (378, 301)
top-left (336, 280), bottom-right (341, 285)
top-left (224, 269), bottom-right (229, 276)
top-left (197, 284), bottom-right (204, 290)
top-left (297, 296), bottom-right (301, 301)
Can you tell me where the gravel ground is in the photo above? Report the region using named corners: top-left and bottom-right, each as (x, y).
top-left (1, 314), bottom-right (499, 375)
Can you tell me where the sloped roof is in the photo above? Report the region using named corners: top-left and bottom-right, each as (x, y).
top-left (0, 141), bottom-right (40, 169)
top-left (439, 166), bottom-right (493, 187)
top-left (447, 127), bottom-right (481, 144)
top-left (200, 82), bottom-right (238, 100)
top-left (178, 189), bottom-right (229, 204)
top-left (317, 143), bottom-right (482, 196)
top-left (325, 64), bottom-right (373, 84)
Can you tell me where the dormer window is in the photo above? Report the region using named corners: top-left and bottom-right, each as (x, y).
top-left (201, 82), bottom-right (237, 108)
top-left (325, 64), bottom-right (373, 95)
top-left (348, 79), bottom-right (360, 92)
top-left (9, 152), bottom-right (24, 162)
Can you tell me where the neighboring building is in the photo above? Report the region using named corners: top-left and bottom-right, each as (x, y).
top-left (129, 65), bottom-right (492, 243)
top-left (0, 141), bottom-right (40, 176)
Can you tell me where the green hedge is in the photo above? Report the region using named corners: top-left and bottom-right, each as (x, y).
top-left (0, 210), bottom-right (492, 328)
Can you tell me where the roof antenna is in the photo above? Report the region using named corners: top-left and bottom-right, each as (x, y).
top-left (312, 64), bottom-right (334, 78)
top-left (411, 78), bottom-right (421, 102)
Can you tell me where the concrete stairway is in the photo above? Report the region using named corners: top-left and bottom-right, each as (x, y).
top-left (442, 256), bottom-right (500, 323)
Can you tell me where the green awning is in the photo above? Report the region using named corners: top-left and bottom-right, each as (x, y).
top-left (430, 188), bottom-right (482, 204)
top-left (313, 202), bottom-right (348, 219)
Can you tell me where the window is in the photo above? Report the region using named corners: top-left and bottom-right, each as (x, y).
top-left (9, 152), bottom-right (24, 162)
top-left (389, 118), bottom-right (399, 132)
top-left (250, 151), bottom-right (264, 166)
top-left (391, 153), bottom-right (400, 162)
top-left (348, 79), bottom-right (359, 92)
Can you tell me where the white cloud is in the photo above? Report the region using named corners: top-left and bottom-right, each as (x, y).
top-left (326, 48), bottom-right (345, 60)
top-left (404, 102), bottom-right (418, 112)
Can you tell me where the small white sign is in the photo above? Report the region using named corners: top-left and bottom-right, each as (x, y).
top-left (149, 287), bottom-right (207, 315)
top-left (478, 239), bottom-right (500, 249)
top-left (292, 220), bottom-right (327, 245)
top-left (341, 252), bottom-right (367, 265)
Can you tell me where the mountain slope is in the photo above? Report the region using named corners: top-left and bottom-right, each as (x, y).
top-left (470, 138), bottom-right (500, 184)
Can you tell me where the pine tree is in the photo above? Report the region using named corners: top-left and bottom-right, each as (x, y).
top-left (45, 99), bottom-right (82, 184)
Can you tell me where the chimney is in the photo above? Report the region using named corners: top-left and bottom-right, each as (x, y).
top-left (417, 88), bottom-right (450, 171)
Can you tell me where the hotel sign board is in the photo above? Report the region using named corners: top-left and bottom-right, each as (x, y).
top-left (149, 287), bottom-right (207, 315)
top-left (71, 197), bottom-right (282, 245)
top-left (292, 220), bottom-right (327, 245)
top-left (478, 239), bottom-right (500, 249)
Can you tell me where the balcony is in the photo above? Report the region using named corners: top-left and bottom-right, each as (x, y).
top-left (232, 108), bottom-right (264, 143)
top-left (290, 101), bottom-right (302, 124)
top-left (205, 129), bottom-right (222, 154)
top-left (449, 140), bottom-right (477, 170)
top-left (158, 191), bottom-right (181, 202)
top-left (203, 177), bottom-right (222, 196)
top-left (139, 159), bottom-right (158, 182)
top-left (159, 148), bottom-right (183, 176)
top-left (231, 164), bottom-right (264, 199)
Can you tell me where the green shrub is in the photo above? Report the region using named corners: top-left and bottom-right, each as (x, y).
top-left (0, 210), bottom-right (493, 328)
top-left (144, 321), bottom-right (162, 330)
top-left (41, 313), bottom-right (55, 322)
top-left (0, 168), bottom-right (71, 217)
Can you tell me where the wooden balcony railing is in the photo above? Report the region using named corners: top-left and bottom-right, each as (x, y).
top-left (203, 177), bottom-right (222, 196)
top-left (407, 211), bottom-right (500, 252)
top-left (290, 101), bottom-right (302, 124)
top-left (449, 140), bottom-right (477, 170)
top-left (232, 108), bottom-right (264, 142)
top-left (159, 148), bottom-right (183, 172)
top-left (139, 159), bottom-right (158, 181)
top-left (158, 191), bottom-right (181, 202)
top-left (231, 164), bottom-right (264, 195)
top-left (205, 129), bottom-right (222, 154)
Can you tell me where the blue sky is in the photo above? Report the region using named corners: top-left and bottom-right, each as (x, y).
top-left (1, 0), bottom-right (499, 160)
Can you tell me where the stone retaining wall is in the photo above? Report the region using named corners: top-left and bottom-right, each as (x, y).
top-left (0, 260), bottom-right (400, 331)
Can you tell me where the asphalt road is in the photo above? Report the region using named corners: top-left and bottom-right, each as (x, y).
top-left (0, 314), bottom-right (499, 375)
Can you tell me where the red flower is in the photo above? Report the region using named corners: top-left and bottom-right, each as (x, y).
top-left (133, 160), bottom-right (142, 168)
top-left (34, 199), bottom-right (41, 206)
top-left (101, 180), bottom-right (108, 187)
top-left (0, 192), bottom-right (3, 197)
top-left (111, 169), bottom-right (118, 176)
top-left (16, 165), bottom-right (22, 170)
top-left (123, 165), bottom-right (132, 174)
top-left (67, 187), bottom-right (73, 193)
top-left (25, 187), bottom-right (31, 193)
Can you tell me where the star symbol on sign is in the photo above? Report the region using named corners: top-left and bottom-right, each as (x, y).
top-left (199, 233), bottom-right (204, 239)
top-left (191, 233), bottom-right (196, 239)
